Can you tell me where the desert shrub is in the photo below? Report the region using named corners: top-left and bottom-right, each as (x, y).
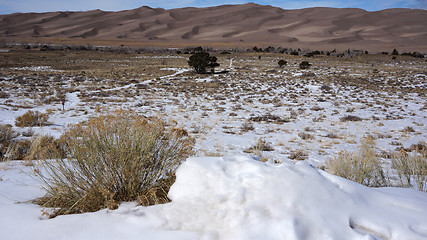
top-left (299, 61), bottom-right (311, 69)
top-left (298, 132), bottom-right (314, 140)
top-left (340, 115), bottom-right (362, 122)
top-left (34, 110), bottom-right (194, 216)
top-left (391, 49), bottom-right (399, 55)
top-left (320, 84), bottom-right (333, 92)
top-left (0, 124), bottom-right (19, 160)
top-left (249, 114), bottom-right (289, 123)
top-left (303, 51), bottom-right (321, 57)
top-left (0, 90), bottom-right (10, 98)
top-left (401, 52), bottom-right (424, 58)
top-left (402, 126), bottom-right (415, 133)
top-left (289, 149), bottom-right (308, 160)
top-left (326, 137), bottom-right (388, 187)
top-left (4, 139), bottom-right (32, 160)
top-left (25, 135), bottom-right (65, 160)
top-left (278, 60), bottom-right (287, 67)
top-left (0, 124), bottom-right (18, 144)
top-left (325, 133), bottom-right (339, 139)
top-left (21, 128), bottom-right (35, 137)
top-left (15, 110), bottom-right (49, 127)
top-left (391, 150), bottom-right (427, 192)
top-left (407, 142), bottom-right (427, 153)
top-left (244, 138), bottom-right (274, 153)
top-left (240, 121), bottom-right (255, 132)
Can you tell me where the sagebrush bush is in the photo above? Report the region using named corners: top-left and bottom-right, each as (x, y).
top-left (15, 110), bottom-right (49, 127)
top-left (4, 139), bottom-right (32, 160)
top-left (34, 110), bottom-right (194, 216)
top-left (25, 135), bottom-right (65, 160)
top-left (0, 124), bottom-right (19, 160)
top-left (392, 150), bottom-right (427, 192)
top-left (0, 124), bottom-right (18, 144)
top-left (326, 137), bottom-right (388, 187)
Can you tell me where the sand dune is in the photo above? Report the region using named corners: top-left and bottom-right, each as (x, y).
top-left (1, 3), bottom-right (426, 50)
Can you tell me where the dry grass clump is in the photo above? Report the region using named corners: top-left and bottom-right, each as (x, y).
top-left (249, 114), bottom-right (289, 124)
top-left (15, 110), bottom-right (50, 127)
top-left (0, 124), bottom-right (19, 160)
top-left (289, 149), bottom-right (308, 160)
top-left (4, 139), bottom-right (32, 160)
top-left (21, 128), bottom-right (35, 137)
top-left (326, 137), bottom-right (388, 187)
top-left (25, 135), bottom-right (65, 160)
top-left (34, 110), bottom-right (194, 216)
top-left (298, 132), bottom-right (314, 140)
top-left (391, 150), bottom-right (427, 192)
top-left (340, 115), bottom-right (363, 122)
top-left (402, 126), bottom-right (415, 133)
top-left (0, 124), bottom-right (18, 143)
top-left (244, 138), bottom-right (275, 154)
top-left (240, 121), bottom-right (255, 132)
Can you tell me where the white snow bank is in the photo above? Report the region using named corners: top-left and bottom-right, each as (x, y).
top-left (1, 157), bottom-right (427, 240)
top-left (163, 156), bottom-right (427, 240)
top-left (0, 161), bottom-right (196, 240)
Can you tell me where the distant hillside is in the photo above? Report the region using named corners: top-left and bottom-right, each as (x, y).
top-left (1, 3), bottom-right (426, 51)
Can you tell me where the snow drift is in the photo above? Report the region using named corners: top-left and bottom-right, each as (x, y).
top-left (1, 156), bottom-right (427, 240)
top-left (163, 156), bottom-right (427, 240)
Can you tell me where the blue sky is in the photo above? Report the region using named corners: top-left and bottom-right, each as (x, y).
top-left (0, 0), bottom-right (426, 14)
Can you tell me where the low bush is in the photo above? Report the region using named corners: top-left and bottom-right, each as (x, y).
top-left (34, 110), bottom-right (194, 216)
top-left (244, 138), bottom-right (274, 153)
top-left (278, 60), bottom-right (287, 67)
top-left (299, 61), bottom-right (311, 69)
top-left (326, 137), bottom-right (388, 187)
top-left (25, 135), bottom-right (65, 160)
top-left (4, 139), bottom-right (32, 160)
top-left (289, 149), bottom-right (308, 160)
top-left (340, 115), bottom-right (362, 122)
top-left (249, 114), bottom-right (289, 123)
top-left (298, 132), bottom-right (314, 140)
top-left (240, 121), bottom-right (255, 132)
top-left (0, 124), bottom-right (19, 160)
top-left (15, 110), bottom-right (49, 127)
top-left (391, 150), bottom-right (427, 192)
top-left (0, 124), bottom-right (18, 144)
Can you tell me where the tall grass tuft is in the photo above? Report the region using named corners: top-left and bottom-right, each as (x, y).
top-left (34, 110), bottom-right (194, 216)
top-left (391, 149), bottom-right (427, 192)
top-left (25, 135), bottom-right (65, 160)
top-left (326, 137), bottom-right (388, 187)
top-left (0, 124), bottom-right (18, 160)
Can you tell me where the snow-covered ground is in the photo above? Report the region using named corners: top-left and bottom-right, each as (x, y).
top-left (0, 52), bottom-right (426, 239)
top-left (1, 157), bottom-right (427, 239)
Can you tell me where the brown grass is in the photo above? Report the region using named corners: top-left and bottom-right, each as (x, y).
top-left (392, 149), bottom-right (427, 192)
top-left (326, 137), bottom-right (388, 187)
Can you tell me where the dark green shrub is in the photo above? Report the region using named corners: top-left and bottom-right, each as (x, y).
top-left (278, 59), bottom-right (287, 67)
top-left (391, 49), bottom-right (399, 55)
top-left (188, 52), bottom-right (220, 74)
top-left (299, 61), bottom-right (311, 69)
